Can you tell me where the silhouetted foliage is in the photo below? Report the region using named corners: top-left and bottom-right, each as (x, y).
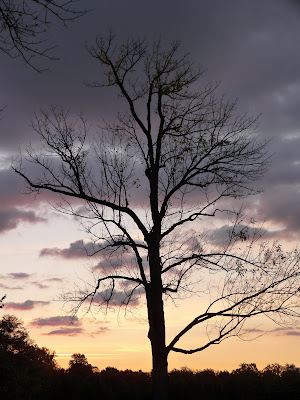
top-left (0, 315), bottom-right (57, 399)
top-left (0, 317), bottom-right (299, 399)
top-left (68, 352), bottom-right (96, 375)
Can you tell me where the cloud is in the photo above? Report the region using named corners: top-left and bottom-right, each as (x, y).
top-left (31, 315), bottom-right (110, 337)
top-left (209, 224), bottom-right (266, 247)
top-left (8, 273), bottom-right (32, 280)
top-left (252, 184), bottom-right (300, 239)
top-left (4, 300), bottom-right (50, 310)
top-left (90, 327), bottom-right (110, 337)
top-left (40, 239), bottom-right (130, 261)
top-left (93, 289), bottom-right (142, 307)
top-left (286, 331), bottom-right (300, 336)
top-left (31, 315), bottom-right (80, 327)
top-left (45, 277), bottom-right (64, 282)
top-left (0, 282), bottom-right (22, 290)
top-left (43, 327), bottom-right (84, 336)
top-left (32, 282), bottom-right (49, 289)
top-left (0, 208), bottom-right (45, 233)
top-left (270, 327), bottom-right (300, 336)
top-left (0, 169), bottom-right (48, 235)
top-left (40, 239), bottom-right (100, 259)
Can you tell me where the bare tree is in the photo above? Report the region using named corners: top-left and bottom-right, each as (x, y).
top-left (0, 0), bottom-right (86, 71)
top-left (13, 36), bottom-right (300, 399)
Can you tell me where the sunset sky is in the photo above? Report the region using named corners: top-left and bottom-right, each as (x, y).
top-left (1, 0), bottom-right (300, 372)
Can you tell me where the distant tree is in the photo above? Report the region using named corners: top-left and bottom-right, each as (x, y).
top-left (0, 313), bottom-right (32, 355)
top-left (0, 0), bottom-right (86, 71)
top-left (68, 353), bottom-right (95, 375)
top-left (14, 35), bottom-right (300, 399)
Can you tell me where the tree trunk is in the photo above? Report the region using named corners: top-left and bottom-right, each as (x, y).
top-left (147, 239), bottom-right (169, 400)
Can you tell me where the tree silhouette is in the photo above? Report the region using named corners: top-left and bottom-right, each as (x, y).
top-left (14, 35), bottom-right (300, 399)
top-left (0, 0), bottom-right (86, 71)
top-left (0, 314), bottom-right (57, 398)
top-left (68, 353), bottom-right (95, 375)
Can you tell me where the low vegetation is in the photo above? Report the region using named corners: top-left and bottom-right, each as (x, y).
top-left (0, 314), bottom-right (299, 399)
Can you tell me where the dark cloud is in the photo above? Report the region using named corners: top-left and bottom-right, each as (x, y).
top-left (0, 168), bottom-right (50, 233)
top-left (43, 327), bottom-right (83, 336)
top-left (39, 239), bottom-right (129, 260)
top-left (1, 0), bottom-right (300, 249)
top-left (0, 208), bottom-right (45, 233)
top-left (4, 300), bottom-right (50, 310)
top-left (31, 315), bottom-right (80, 327)
top-left (93, 289), bottom-right (142, 307)
top-left (40, 239), bottom-right (100, 259)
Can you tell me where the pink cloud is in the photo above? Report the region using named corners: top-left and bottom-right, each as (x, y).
top-left (4, 300), bottom-right (50, 310)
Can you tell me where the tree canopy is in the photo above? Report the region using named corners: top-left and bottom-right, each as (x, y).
top-left (14, 35), bottom-right (300, 399)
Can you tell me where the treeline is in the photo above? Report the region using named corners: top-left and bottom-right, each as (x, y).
top-left (0, 315), bottom-right (299, 399)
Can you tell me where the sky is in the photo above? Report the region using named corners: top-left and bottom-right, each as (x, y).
top-left (0, 0), bottom-right (300, 371)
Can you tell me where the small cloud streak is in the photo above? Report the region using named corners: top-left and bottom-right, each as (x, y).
top-left (270, 327), bottom-right (300, 336)
top-left (4, 300), bottom-right (50, 310)
top-left (31, 315), bottom-right (80, 327)
top-left (8, 272), bottom-right (32, 280)
top-left (45, 277), bottom-right (64, 282)
top-left (0, 282), bottom-right (23, 290)
top-left (286, 331), bottom-right (300, 336)
top-left (32, 281), bottom-right (49, 289)
top-left (43, 327), bottom-right (83, 336)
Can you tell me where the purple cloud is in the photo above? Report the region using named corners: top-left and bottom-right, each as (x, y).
top-left (40, 240), bottom-right (90, 259)
top-left (270, 327), bottom-right (300, 336)
top-left (8, 273), bottom-right (32, 280)
top-left (39, 239), bottom-right (118, 259)
top-left (31, 315), bottom-right (80, 327)
top-left (5, 300), bottom-right (50, 310)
